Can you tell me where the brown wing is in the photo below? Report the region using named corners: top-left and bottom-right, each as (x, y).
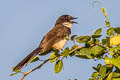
top-left (39, 24), bottom-right (71, 53)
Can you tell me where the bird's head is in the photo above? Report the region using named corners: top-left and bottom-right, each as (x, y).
top-left (55, 15), bottom-right (78, 28)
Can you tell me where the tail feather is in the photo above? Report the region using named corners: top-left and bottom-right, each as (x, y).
top-left (13, 47), bottom-right (41, 71)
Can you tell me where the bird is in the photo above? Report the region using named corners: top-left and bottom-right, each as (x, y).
top-left (13, 15), bottom-right (77, 71)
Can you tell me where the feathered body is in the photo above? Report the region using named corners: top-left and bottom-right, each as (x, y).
top-left (13, 15), bottom-right (77, 71)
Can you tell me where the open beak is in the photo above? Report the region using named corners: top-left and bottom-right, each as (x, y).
top-left (72, 17), bottom-right (78, 19)
top-left (72, 17), bottom-right (78, 24)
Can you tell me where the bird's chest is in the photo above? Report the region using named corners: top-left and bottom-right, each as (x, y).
top-left (53, 38), bottom-right (68, 50)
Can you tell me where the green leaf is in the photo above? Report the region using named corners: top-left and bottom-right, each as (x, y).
top-left (94, 28), bottom-right (102, 35)
top-left (105, 21), bottom-right (110, 27)
top-left (10, 72), bottom-right (19, 76)
top-left (91, 46), bottom-right (105, 57)
top-left (69, 45), bottom-right (79, 56)
top-left (87, 40), bottom-right (94, 45)
top-left (71, 35), bottom-right (77, 41)
top-left (112, 72), bottom-right (120, 78)
top-left (102, 37), bottom-right (110, 46)
top-left (102, 38), bottom-right (108, 45)
top-left (92, 64), bottom-right (102, 72)
top-left (91, 72), bottom-right (99, 79)
top-left (49, 51), bottom-right (59, 63)
top-left (76, 36), bottom-right (91, 43)
top-left (76, 55), bottom-right (90, 59)
top-left (54, 60), bottom-right (63, 74)
top-left (99, 65), bottom-right (107, 79)
top-left (89, 78), bottom-right (94, 80)
top-left (107, 27), bottom-right (114, 36)
top-left (94, 38), bottom-right (100, 43)
top-left (110, 46), bottom-right (120, 52)
top-left (105, 58), bottom-right (120, 69)
top-left (113, 78), bottom-right (120, 80)
top-left (61, 47), bottom-right (69, 57)
top-left (71, 45), bottom-right (79, 50)
top-left (92, 35), bottom-right (102, 38)
top-left (97, 64), bottom-right (102, 70)
top-left (10, 67), bottom-right (21, 76)
top-left (92, 67), bottom-right (98, 72)
top-left (11, 66), bottom-right (21, 72)
top-left (76, 48), bottom-right (92, 59)
top-left (114, 27), bottom-right (120, 34)
top-left (29, 56), bottom-right (39, 63)
top-left (11, 66), bottom-right (15, 71)
top-left (106, 72), bottom-right (113, 80)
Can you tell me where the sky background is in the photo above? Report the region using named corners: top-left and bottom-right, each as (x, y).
top-left (0, 0), bottom-right (120, 80)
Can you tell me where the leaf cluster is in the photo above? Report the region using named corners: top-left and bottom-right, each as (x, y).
top-left (10, 6), bottom-right (120, 80)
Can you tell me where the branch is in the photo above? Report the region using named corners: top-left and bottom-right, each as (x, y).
top-left (69, 46), bottom-right (83, 55)
top-left (19, 59), bottom-right (50, 80)
top-left (19, 46), bottom-right (83, 80)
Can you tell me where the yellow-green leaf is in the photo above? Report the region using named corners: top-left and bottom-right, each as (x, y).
top-left (110, 35), bottom-right (120, 46)
top-left (91, 46), bottom-right (105, 57)
top-left (114, 27), bottom-right (120, 34)
top-left (91, 72), bottom-right (99, 79)
top-left (76, 48), bottom-right (92, 59)
top-left (101, 7), bottom-right (105, 14)
top-left (11, 66), bottom-right (21, 72)
top-left (107, 27), bottom-right (114, 36)
top-left (29, 56), bottom-right (39, 63)
top-left (105, 21), bottom-right (110, 27)
top-left (71, 35), bottom-right (77, 41)
top-left (102, 38), bottom-right (109, 45)
top-left (49, 52), bottom-right (59, 63)
top-left (10, 72), bottom-right (18, 76)
top-left (76, 36), bottom-right (91, 43)
top-left (92, 35), bottom-right (102, 38)
top-left (54, 60), bottom-right (63, 74)
top-left (99, 65), bottom-right (107, 79)
top-left (94, 28), bottom-right (102, 35)
top-left (106, 72), bottom-right (113, 80)
top-left (104, 13), bottom-right (108, 18)
top-left (113, 78), bottom-right (120, 80)
top-left (105, 58), bottom-right (120, 69)
top-left (61, 47), bottom-right (69, 57)
top-left (112, 72), bottom-right (120, 78)
top-left (10, 67), bottom-right (21, 76)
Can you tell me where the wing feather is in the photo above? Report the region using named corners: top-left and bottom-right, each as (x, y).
top-left (39, 24), bottom-right (71, 53)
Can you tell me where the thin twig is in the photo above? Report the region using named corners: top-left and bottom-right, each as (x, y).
top-left (69, 46), bottom-right (83, 55)
top-left (32, 59), bottom-right (50, 71)
top-left (19, 59), bottom-right (50, 80)
top-left (19, 46), bottom-right (83, 80)
top-left (20, 70), bottom-right (32, 80)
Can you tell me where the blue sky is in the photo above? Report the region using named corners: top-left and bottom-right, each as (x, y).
top-left (0, 0), bottom-right (120, 80)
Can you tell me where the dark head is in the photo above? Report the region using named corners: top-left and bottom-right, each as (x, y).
top-left (55, 15), bottom-right (77, 25)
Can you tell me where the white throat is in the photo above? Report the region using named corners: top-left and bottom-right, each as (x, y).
top-left (62, 22), bottom-right (72, 28)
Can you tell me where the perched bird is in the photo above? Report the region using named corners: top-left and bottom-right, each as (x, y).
top-left (13, 15), bottom-right (77, 71)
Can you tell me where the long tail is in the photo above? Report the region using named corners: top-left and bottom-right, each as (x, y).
top-left (13, 47), bottom-right (41, 71)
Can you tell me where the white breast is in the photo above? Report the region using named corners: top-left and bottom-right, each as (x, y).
top-left (53, 39), bottom-right (68, 50)
top-left (63, 22), bottom-right (72, 28)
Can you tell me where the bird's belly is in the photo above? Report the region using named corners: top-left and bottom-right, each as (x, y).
top-left (53, 39), bottom-right (67, 50)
